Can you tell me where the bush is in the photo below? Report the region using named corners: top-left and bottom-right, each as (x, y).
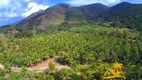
top-left (92, 72), bottom-right (102, 80)
top-left (0, 34), bottom-right (8, 51)
top-left (14, 30), bottom-right (34, 38)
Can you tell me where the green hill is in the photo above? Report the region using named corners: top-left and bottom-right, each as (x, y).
top-left (97, 2), bottom-right (142, 31)
top-left (65, 3), bottom-right (109, 21)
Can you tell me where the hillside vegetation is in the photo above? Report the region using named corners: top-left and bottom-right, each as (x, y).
top-left (0, 23), bottom-right (142, 79)
top-left (98, 2), bottom-right (142, 31)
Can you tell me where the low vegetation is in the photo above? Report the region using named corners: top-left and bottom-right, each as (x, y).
top-left (0, 23), bottom-right (142, 80)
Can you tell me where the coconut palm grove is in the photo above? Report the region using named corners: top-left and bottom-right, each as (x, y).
top-left (0, 1), bottom-right (142, 80)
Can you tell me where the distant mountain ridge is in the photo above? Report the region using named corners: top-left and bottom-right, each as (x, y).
top-left (1, 2), bottom-right (142, 32)
top-left (17, 3), bottom-right (109, 28)
top-left (97, 2), bottom-right (142, 30)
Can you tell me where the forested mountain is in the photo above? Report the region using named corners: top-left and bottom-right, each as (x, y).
top-left (98, 2), bottom-right (142, 31)
top-left (16, 2), bottom-right (142, 31)
top-left (17, 3), bottom-right (109, 28)
top-left (65, 3), bottom-right (109, 21)
top-left (0, 2), bottom-right (142, 32)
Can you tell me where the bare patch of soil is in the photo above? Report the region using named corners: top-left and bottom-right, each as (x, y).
top-left (28, 56), bottom-right (69, 70)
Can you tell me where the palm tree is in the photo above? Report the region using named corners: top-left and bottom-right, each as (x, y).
top-left (48, 62), bottom-right (56, 74)
top-left (85, 71), bottom-right (93, 80)
top-left (21, 67), bottom-right (28, 77)
top-left (60, 69), bottom-right (71, 80)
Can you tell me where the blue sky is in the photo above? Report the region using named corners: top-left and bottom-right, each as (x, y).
top-left (0, 0), bottom-right (141, 26)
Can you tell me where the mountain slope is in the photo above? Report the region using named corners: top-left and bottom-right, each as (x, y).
top-left (65, 3), bottom-right (109, 21)
top-left (17, 3), bottom-right (109, 28)
top-left (17, 3), bottom-right (71, 29)
top-left (98, 2), bottom-right (142, 30)
top-left (1, 2), bottom-right (142, 32)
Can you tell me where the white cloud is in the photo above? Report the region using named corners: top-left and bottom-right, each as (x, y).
top-left (28, 2), bottom-right (37, 8)
top-left (0, 12), bottom-right (18, 18)
top-left (0, 0), bottom-right (9, 8)
top-left (24, 0), bottom-right (30, 2)
top-left (107, 0), bottom-right (117, 3)
top-left (6, 13), bottom-right (18, 18)
top-left (7, 2), bottom-right (22, 12)
top-left (68, 0), bottom-right (120, 5)
top-left (22, 2), bottom-right (49, 17)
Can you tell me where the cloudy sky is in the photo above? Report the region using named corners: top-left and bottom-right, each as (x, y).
top-left (0, 0), bottom-right (141, 26)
